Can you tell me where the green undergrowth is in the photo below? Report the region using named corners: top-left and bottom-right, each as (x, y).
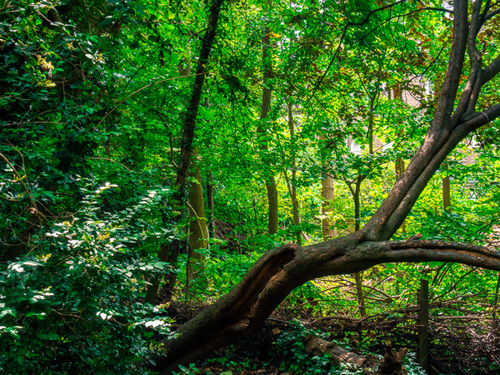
top-left (0, 182), bottom-right (174, 374)
top-left (172, 321), bottom-right (427, 375)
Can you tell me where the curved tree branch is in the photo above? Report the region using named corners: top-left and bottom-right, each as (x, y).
top-left (379, 239), bottom-right (500, 271)
top-left (485, 6), bottom-right (500, 21)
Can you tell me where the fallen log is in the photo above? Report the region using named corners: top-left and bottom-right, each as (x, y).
top-left (304, 335), bottom-right (407, 375)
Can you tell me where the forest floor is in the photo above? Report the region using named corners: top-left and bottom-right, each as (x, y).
top-left (164, 297), bottom-right (500, 375)
top-left (162, 225), bottom-right (500, 374)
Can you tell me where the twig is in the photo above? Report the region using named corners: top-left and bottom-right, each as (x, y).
top-left (86, 157), bottom-right (133, 172)
top-left (97, 73), bottom-right (206, 126)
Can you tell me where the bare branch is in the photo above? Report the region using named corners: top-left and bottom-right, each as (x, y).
top-left (481, 53), bottom-right (500, 85)
top-left (485, 6), bottom-right (500, 21)
top-left (432, 0), bottom-right (469, 130)
top-left (479, 0), bottom-right (492, 26)
top-left (458, 103), bottom-right (500, 132)
top-left (96, 73), bottom-right (205, 127)
top-left (451, 0), bottom-right (483, 121)
top-left (377, 239), bottom-right (500, 271)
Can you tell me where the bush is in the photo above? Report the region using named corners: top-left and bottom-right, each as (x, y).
top-left (0, 183), bottom-right (174, 374)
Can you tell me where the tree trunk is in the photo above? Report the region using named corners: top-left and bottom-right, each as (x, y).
top-left (153, 1), bottom-right (500, 372)
top-left (304, 335), bottom-right (407, 374)
top-left (442, 162), bottom-right (451, 213)
top-left (304, 334), bottom-right (377, 368)
top-left (352, 176), bottom-right (367, 317)
top-left (286, 100), bottom-right (301, 244)
top-left (257, 0), bottom-right (279, 235)
top-left (206, 170), bottom-right (215, 239)
top-left (265, 177), bottom-right (279, 235)
top-left (321, 171), bottom-right (336, 240)
top-left (351, 86), bottom-right (379, 318)
top-left (320, 134), bottom-right (337, 240)
top-left (187, 147), bottom-right (208, 285)
top-left (145, 0), bottom-right (224, 303)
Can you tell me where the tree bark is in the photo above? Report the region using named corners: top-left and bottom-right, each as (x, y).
top-left (321, 168), bottom-right (336, 240)
top-left (442, 163), bottom-right (451, 213)
top-left (154, 1), bottom-right (500, 372)
top-left (145, 0), bottom-right (224, 303)
top-left (286, 100), bottom-right (302, 244)
top-left (187, 147), bottom-right (208, 285)
top-left (304, 334), bottom-right (376, 368)
top-left (257, 0), bottom-right (279, 235)
top-left (320, 134), bottom-right (337, 240)
top-left (206, 170), bottom-right (215, 239)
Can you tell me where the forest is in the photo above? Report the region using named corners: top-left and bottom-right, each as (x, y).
top-left (1, 0), bottom-right (500, 374)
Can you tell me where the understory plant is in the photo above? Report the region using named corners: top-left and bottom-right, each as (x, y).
top-left (0, 182), bottom-right (174, 374)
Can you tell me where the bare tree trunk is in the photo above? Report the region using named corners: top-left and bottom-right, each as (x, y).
top-left (351, 175), bottom-right (367, 317)
top-left (187, 147), bottom-right (208, 285)
top-left (286, 100), bottom-right (301, 244)
top-left (321, 170), bottom-right (337, 240)
top-left (320, 133), bottom-right (337, 240)
top-left (153, 1), bottom-right (500, 372)
top-left (434, 79), bottom-right (452, 213)
top-left (442, 162), bottom-right (451, 213)
top-left (206, 170), bottom-right (215, 239)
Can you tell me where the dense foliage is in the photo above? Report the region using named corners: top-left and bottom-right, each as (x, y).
top-left (1, 0), bottom-right (500, 373)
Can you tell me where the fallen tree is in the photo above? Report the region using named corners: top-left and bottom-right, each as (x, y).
top-left (303, 334), bottom-right (378, 369)
top-left (304, 335), bottom-right (407, 375)
top-left (153, 0), bottom-right (500, 373)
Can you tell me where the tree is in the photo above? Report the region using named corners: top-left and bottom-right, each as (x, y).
top-left (257, 0), bottom-right (279, 235)
top-left (145, 0), bottom-right (224, 302)
top-left (153, 1), bottom-right (500, 373)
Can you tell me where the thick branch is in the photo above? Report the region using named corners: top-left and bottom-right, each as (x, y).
top-left (482, 53), bottom-right (500, 85)
top-left (458, 103), bottom-right (500, 132)
top-left (378, 240), bottom-right (500, 271)
top-left (452, 0), bottom-right (485, 119)
top-left (432, 0), bottom-right (469, 130)
top-left (361, 1), bottom-right (470, 241)
top-left (485, 6), bottom-right (500, 21)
